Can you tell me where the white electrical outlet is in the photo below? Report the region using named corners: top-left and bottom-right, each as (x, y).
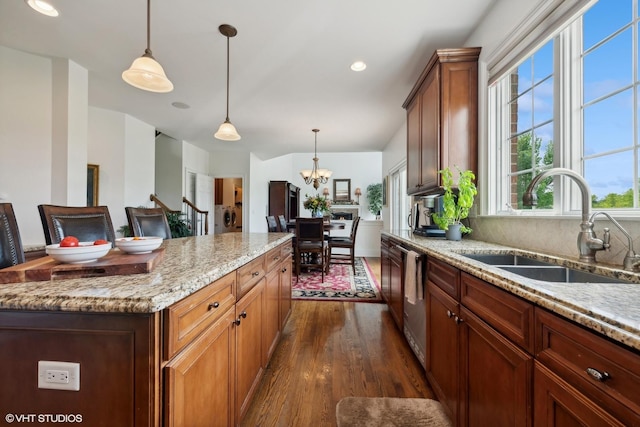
top-left (38, 361), bottom-right (80, 391)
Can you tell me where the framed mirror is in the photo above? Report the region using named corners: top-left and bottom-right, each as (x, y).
top-left (333, 179), bottom-right (351, 203)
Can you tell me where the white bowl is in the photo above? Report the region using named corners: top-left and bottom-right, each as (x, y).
top-left (115, 237), bottom-right (163, 254)
top-left (46, 242), bottom-right (112, 264)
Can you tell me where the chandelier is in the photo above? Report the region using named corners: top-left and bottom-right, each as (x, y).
top-left (300, 129), bottom-right (332, 189)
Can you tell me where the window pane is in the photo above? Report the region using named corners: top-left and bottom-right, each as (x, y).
top-left (533, 122), bottom-right (554, 168)
top-left (533, 41), bottom-right (553, 85)
top-left (533, 77), bottom-right (553, 126)
top-left (583, 0), bottom-right (632, 51)
top-left (514, 90), bottom-right (532, 133)
top-left (583, 28), bottom-right (633, 103)
top-left (584, 89), bottom-right (633, 155)
top-left (586, 152), bottom-right (634, 207)
top-left (513, 58), bottom-right (532, 100)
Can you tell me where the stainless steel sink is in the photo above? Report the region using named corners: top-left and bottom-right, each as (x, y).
top-left (498, 266), bottom-right (632, 284)
top-left (462, 253), bottom-right (552, 266)
top-left (461, 252), bottom-right (633, 284)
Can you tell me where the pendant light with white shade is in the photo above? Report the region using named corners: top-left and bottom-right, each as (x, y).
top-left (122, 0), bottom-right (173, 93)
top-left (214, 24), bottom-right (241, 141)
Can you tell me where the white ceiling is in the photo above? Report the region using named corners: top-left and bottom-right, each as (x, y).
top-left (0, 0), bottom-right (496, 160)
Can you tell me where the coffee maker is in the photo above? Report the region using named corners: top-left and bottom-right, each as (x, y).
top-left (411, 195), bottom-right (445, 237)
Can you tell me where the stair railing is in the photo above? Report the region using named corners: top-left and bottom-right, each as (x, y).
top-left (182, 197), bottom-right (209, 236)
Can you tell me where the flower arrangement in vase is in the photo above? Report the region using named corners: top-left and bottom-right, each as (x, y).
top-left (432, 167), bottom-right (477, 240)
top-left (303, 193), bottom-right (331, 217)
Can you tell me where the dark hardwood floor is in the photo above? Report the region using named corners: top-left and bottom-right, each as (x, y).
top-left (241, 296), bottom-right (435, 426)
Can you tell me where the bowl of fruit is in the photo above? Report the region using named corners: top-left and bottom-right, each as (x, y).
top-left (46, 237), bottom-right (112, 264)
top-left (115, 236), bottom-right (163, 254)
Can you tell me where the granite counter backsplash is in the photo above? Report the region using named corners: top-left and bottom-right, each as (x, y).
top-left (0, 233), bottom-right (292, 314)
top-left (384, 230), bottom-right (640, 352)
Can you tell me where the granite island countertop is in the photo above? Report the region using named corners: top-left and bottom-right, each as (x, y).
top-left (0, 233), bottom-right (293, 314)
top-left (384, 230), bottom-right (640, 352)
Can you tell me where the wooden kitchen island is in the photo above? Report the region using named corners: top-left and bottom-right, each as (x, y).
top-left (0, 232), bottom-right (293, 427)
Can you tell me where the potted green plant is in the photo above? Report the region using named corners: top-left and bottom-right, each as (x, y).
top-left (367, 183), bottom-right (383, 218)
top-left (432, 167), bottom-right (477, 240)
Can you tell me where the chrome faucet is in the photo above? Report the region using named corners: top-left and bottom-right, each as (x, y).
top-left (522, 167), bottom-right (607, 263)
top-left (590, 211), bottom-right (640, 271)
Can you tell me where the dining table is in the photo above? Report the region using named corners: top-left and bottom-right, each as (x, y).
top-left (286, 220), bottom-right (346, 233)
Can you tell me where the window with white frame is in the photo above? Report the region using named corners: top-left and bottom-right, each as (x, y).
top-left (489, 0), bottom-right (640, 214)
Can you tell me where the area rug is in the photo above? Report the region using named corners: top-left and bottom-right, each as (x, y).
top-left (292, 257), bottom-right (382, 302)
top-left (336, 397), bottom-right (452, 427)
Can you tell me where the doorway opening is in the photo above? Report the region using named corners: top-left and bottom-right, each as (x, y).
top-left (214, 177), bottom-right (243, 234)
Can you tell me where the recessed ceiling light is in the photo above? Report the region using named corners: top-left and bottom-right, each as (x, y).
top-left (350, 61), bottom-right (367, 72)
top-left (25, 0), bottom-right (59, 17)
top-left (171, 101), bottom-right (191, 109)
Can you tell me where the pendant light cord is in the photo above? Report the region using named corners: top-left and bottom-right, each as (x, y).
top-left (225, 34), bottom-right (230, 121)
top-left (146, 0), bottom-right (151, 54)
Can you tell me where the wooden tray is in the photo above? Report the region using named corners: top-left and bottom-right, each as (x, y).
top-left (0, 248), bottom-right (165, 284)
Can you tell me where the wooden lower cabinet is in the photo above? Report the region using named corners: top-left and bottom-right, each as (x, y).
top-left (380, 236), bottom-right (391, 303)
top-left (235, 278), bottom-right (266, 424)
top-left (533, 362), bottom-right (624, 426)
top-left (389, 243), bottom-right (404, 329)
top-left (459, 306), bottom-right (533, 426)
top-left (426, 280), bottom-right (460, 423)
top-left (164, 308), bottom-right (236, 427)
top-left (163, 240), bottom-right (292, 427)
top-left (426, 257), bottom-right (534, 426)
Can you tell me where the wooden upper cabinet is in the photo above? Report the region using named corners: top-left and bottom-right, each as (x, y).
top-left (403, 47), bottom-right (480, 195)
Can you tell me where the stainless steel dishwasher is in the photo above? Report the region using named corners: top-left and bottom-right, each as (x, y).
top-left (398, 247), bottom-right (426, 369)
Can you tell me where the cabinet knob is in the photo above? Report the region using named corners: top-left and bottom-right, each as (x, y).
top-left (446, 310), bottom-right (454, 318)
top-left (234, 318), bottom-right (241, 326)
top-left (240, 310), bottom-right (247, 319)
top-left (208, 302), bottom-right (220, 310)
top-left (252, 271), bottom-right (260, 277)
top-left (282, 267), bottom-right (287, 273)
top-left (454, 316), bottom-right (464, 324)
top-left (586, 367), bottom-right (610, 382)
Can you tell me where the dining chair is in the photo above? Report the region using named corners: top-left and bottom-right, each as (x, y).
top-left (277, 215), bottom-right (288, 232)
top-left (294, 217), bottom-right (328, 281)
top-left (125, 207), bottom-right (172, 239)
top-left (266, 215), bottom-right (279, 232)
top-left (328, 215), bottom-right (361, 274)
top-left (0, 203), bottom-right (25, 269)
top-left (38, 204), bottom-right (117, 247)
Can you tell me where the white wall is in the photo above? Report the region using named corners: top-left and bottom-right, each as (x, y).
top-left (88, 107), bottom-right (155, 234)
top-left (155, 134), bottom-right (184, 211)
top-left (0, 46), bottom-right (53, 245)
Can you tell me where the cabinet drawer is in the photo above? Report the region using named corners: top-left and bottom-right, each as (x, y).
top-left (163, 272), bottom-right (236, 360)
top-left (461, 272), bottom-right (534, 353)
top-left (265, 246), bottom-right (283, 272)
top-left (535, 307), bottom-right (640, 424)
top-left (237, 255), bottom-right (266, 298)
top-left (280, 241), bottom-right (292, 259)
top-left (427, 258), bottom-right (459, 299)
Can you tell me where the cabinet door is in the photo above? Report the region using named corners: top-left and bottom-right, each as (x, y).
top-left (426, 281), bottom-right (459, 423)
top-left (264, 268), bottom-right (281, 364)
top-left (389, 245), bottom-right (404, 329)
top-left (459, 306), bottom-right (533, 427)
top-left (236, 279), bottom-right (265, 424)
top-left (380, 238), bottom-right (391, 303)
top-left (534, 363), bottom-right (624, 427)
top-left (279, 256), bottom-right (292, 328)
top-left (420, 66), bottom-right (440, 190)
top-left (406, 98), bottom-right (422, 194)
top-left (164, 308), bottom-right (236, 427)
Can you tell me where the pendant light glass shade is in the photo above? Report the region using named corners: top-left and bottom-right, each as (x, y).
top-left (122, 50), bottom-right (173, 93)
top-left (122, 0), bottom-right (173, 93)
top-left (215, 24), bottom-right (241, 141)
top-left (214, 119), bottom-right (241, 141)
